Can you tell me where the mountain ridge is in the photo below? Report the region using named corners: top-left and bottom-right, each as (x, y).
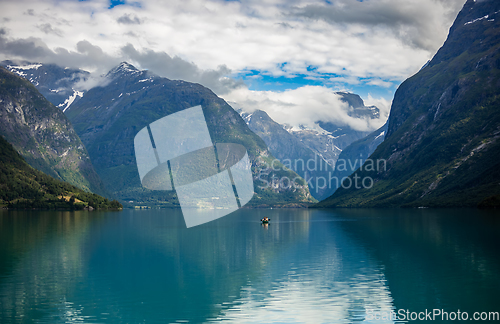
top-left (0, 66), bottom-right (109, 197)
top-left (0, 135), bottom-right (121, 210)
top-left (238, 92), bottom-right (384, 200)
top-left (1, 60), bottom-right (89, 111)
top-left (66, 62), bottom-right (315, 207)
top-left (317, 0), bottom-right (500, 208)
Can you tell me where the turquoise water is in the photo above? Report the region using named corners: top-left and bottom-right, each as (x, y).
top-left (0, 208), bottom-right (499, 323)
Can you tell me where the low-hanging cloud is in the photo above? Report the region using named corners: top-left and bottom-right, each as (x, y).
top-left (224, 86), bottom-right (389, 132)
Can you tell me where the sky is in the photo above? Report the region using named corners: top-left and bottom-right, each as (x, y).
top-left (0, 0), bottom-right (466, 131)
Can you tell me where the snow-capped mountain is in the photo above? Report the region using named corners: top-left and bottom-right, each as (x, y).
top-left (324, 121), bottom-right (388, 195)
top-left (240, 92), bottom-right (381, 167)
top-left (239, 93), bottom-right (383, 200)
top-left (106, 61), bottom-right (142, 77)
top-left (63, 62), bottom-right (315, 207)
top-left (283, 125), bottom-right (343, 166)
top-left (240, 110), bottom-right (336, 200)
top-left (1, 60), bottom-right (89, 111)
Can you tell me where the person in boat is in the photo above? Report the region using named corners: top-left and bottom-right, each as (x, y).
top-left (261, 217), bottom-right (270, 222)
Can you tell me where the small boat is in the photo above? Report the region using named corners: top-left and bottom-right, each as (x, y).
top-left (261, 218), bottom-right (270, 224)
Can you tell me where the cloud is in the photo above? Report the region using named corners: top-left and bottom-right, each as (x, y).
top-left (73, 73), bottom-right (111, 91)
top-left (224, 86), bottom-right (388, 132)
top-left (0, 0), bottom-right (467, 117)
top-left (117, 14), bottom-right (142, 24)
top-left (0, 0), bottom-right (465, 84)
top-left (0, 32), bottom-right (119, 73)
top-left (288, 0), bottom-right (465, 51)
top-left (120, 44), bottom-right (245, 94)
top-left (37, 23), bottom-right (63, 36)
top-left (0, 31), bottom-right (243, 95)
top-left (364, 94), bottom-right (392, 120)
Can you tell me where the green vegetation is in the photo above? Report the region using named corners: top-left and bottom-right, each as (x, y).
top-left (316, 1), bottom-right (500, 208)
top-left (478, 195), bottom-right (500, 209)
top-left (0, 135), bottom-right (122, 210)
top-left (67, 65), bottom-right (315, 207)
top-left (0, 67), bottom-right (109, 197)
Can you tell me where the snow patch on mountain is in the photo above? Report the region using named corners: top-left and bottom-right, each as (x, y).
top-left (58, 90), bottom-right (84, 112)
top-left (284, 124), bottom-right (332, 135)
top-left (107, 62), bottom-right (141, 78)
top-left (8, 69), bottom-right (27, 77)
top-left (464, 10), bottom-right (499, 25)
top-left (7, 63), bottom-right (42, 70)
top-left (374, 131), bottom-right (385, 140)
top-left (243, 114), bottom-right (252, 123)
top-left (465, 14), bottom-right (490, 25)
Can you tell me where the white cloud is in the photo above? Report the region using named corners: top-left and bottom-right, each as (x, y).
top-left (364, 94), bottom-right (392, 120)
top-left (224, 86), bottom-right (388, 132)
top-left (289, 0), bottom-right (466, 51)
top-left (0, 0), bottom-right (466, 125)
top-left (0, 0), bottom-right (465, 81)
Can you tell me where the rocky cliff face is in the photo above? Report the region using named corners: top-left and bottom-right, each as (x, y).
top-left (315, 92), bottom-right (380, 150)
top-left (325, 122), bottom-right (387, 196)
top-left (318, 0), bottom-right (500, 207)
top-left (241, 109), bottom-right (335, 200)
top-left (1, 61), bottom-right (88, 111)
top-left (66, 63), bottom-right (314, 207)
top-left (239, 92), bottom-right (382, 201)
top-left (0, 67), bottom-right (108, 196)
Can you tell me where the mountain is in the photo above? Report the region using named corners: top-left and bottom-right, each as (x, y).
top-left (283, 125), bottom-right (342, 166)
top-left (66, 62), bottom-right (315, 207)
top-left (0, 135), bottom-right (121, 210)
top-left (317, 0), bottom-right (500, 208)
top-left (287, 92), bottom-right (380, 155)
top-left (1, 60), bottom-right (88, 111)
top-left (325, 122), bottom-right (387, 195)
top-left (240, 109), bottom-right (335, 200)
top-left (315, 92), bottom-right (380, 149)
top-left (0, 67), bottom-right (108, 196)
top-left (238, 92), bottom-right (382, 200)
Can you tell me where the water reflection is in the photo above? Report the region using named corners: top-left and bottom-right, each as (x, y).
top-left (0, 208), bottom-right (499, 323)
top-left (0, 211), bottom-right (98, 322)
top-left (333, 209), bottom-right (500, 318)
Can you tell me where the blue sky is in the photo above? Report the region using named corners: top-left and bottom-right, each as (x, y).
top-left (237, 69), bottom-right (398, 100)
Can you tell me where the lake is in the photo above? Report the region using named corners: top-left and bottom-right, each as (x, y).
top-left (0, 208), bottom-right (499, 323)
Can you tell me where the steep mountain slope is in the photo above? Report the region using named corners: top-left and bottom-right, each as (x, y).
top-left (284, 125), bottom-right (342, 165)
top-left (239, 92), bottom-right (382, 201)
top-left (287, 92), bottom-right (380, 157)
top-left (0, 67), bottom-right (108, 196)
top-left (0, 135), bottom-right (120, 209)
top-left (1, 61), bottom-right (88, 111)
top-left (241, 109), bottom-right (335, 200)
top-left (314, 92), bottom-right (380, 150)
top-left (326, 122), bottom-right (388, 195)
top-left (66, 62), bottom-right (314, 207)
top-left (317, 0), bottom-right (500, 208)
top-left (245, 92), bottom-right (380, 166)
